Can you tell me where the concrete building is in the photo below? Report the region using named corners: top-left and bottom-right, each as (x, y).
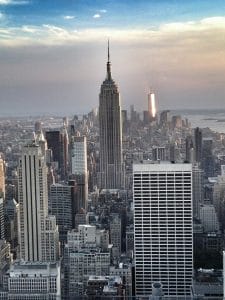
top-left (159, 110), bottom-right (170, 127)
top-left (192, 163), bottom-right (203, 219)
top-left (126, 225), bottom-right (134, 258)
top-left (99, 42), bottom-right (123, 189)
top-left (70, 136), bottom-right (88, 211)
top-left (0, 158), bottom-right (5, 199)
top-left (0, 240), bottom-right (12, 286)
top-left (71, 136), bottom-right (87, 176)
top-left (63, 225), bottom-right (110, 298)
top-left (0, 198), bottom-right (4, 240)
top-left (223, 251), bottom-right (225, 297)
top-left (4, 198), bottom-right (19, 254)
top-left (152, 146), bottom-right (166, 161)
top-left (110, 264), bottom-right (132, 297)
top-left (110, 214), bottom-right (121, 259)
top-left (200, 204), bottom-right (220, 233)
top-left (74, 209), bottom-right (87, 230)
top-left (86, 275), bottom-right (124, 298)
top-left (2, 261), bottom-right (61, 299)
top-left (133, 162), bottom-right (193, 296)
top-left (202, 138), bottom-right (214, 178)
top-left (194, 127), bottom-right (202, 163)
top-left (67, 251), bottom-right (110, 298)
top-left (213, 169), bottom-right (225, 229)
top-left (18, 141), bottom-right (59, 262)
top-left (46, 129), bottom-right (68, 180)
top-left (49, 183), bottom-right (73, 244)
top-left (185, 135), bottom-right (194, 163)
top-left (192, 269), bottom-right (223, 298)
top-left (171, 115), bottom-right (182, 129)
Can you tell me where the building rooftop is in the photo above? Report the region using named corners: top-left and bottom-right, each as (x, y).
top-left (88, 275), bottom-right (122, 285)
top-left (133, 162), bottom-right (192, 172)
top-left (7, 261), bottom-right (60, 277)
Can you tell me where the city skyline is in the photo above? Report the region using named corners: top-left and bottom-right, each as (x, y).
top-left (0, 0), bottom-right (225, 115)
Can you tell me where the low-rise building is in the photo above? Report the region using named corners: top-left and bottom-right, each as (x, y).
top-left (1, 261), bottom-right (61, 299)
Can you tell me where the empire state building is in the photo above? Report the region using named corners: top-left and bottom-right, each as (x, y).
top-left (99, 43), bottom-right (123, 189)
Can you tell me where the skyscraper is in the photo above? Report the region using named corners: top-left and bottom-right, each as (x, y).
top-left (192, 163), bottom-right (203, 219)
top-left (0, 198), bottom-right (4, 239)
top-left (99, 42), bottom-right (123, 189)
top-left (185, 135), bottom-right (194, 163)
top-left (18, 140), bottom-right (59, 262)
top-left (202, 138), bottom-right (214, 178)
top-left (0, 158), bottom-right (5, 199)
top-left (133, 162), bottom-right (193, 296)
top-left (46, 127), bottom-right (68, 179)
top-left (148, 91), bottom-right (156, 121)
top-left (49, 183), bottom-right (73, 243)
top-left (70, 136), bottom-right (88, 211)
top-left (194, 127), bottom-right (202, 163)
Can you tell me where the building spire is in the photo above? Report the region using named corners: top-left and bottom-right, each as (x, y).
top-left (106, 39), bottom-right (112, 81)
top-left (108, 39), bottom-right (110, 62)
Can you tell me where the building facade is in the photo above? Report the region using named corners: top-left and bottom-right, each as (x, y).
top-left (63, 225), bottom-right (110, 298)
top-left (99, 43), bottom-right (123, 189)
top-left (49, 183), bottom-right (73, 244)
top-left (18, 141), bottom-right (59, 262)
top-left (0, 158), bottom-right (5, 199)
top-left (70, 136), bottom-right (88, 211)
top-left (133, 162), bottom-right (193, 296)
top-left (2, 261), bottom-right (61, 299)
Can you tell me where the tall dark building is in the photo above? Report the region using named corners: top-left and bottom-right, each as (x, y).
top-left (185, 135), bottom-right (194, 162)
top-left (194, 127), bottom-right (202, 163)
top-left (99, 42), bottom-right (123, 189)
top-left (202, 138), bottom-right (214, 178)
top-left (192, 163), bottom-right (203, 219)
top-left (46, 129), bottom-right (68, 179)
top-left (46, 131), bottom-right (61, 165)
top-left (49, 183), bottom-right (73, 244)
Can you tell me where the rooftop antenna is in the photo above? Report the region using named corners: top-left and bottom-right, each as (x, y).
top-left (106, 39), bottom-right (112, 80)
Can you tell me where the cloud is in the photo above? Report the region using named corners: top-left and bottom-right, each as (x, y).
top-left (1, 16), bottom-right (225, 114)
top-left (99, 9), bottom-right (107, 13)
top-left (0, 0), bottom-right (29, 5)
top-left (63, 15), bottom-right (75, 20)
top-left (0, 16), bottom-right (225, 48)
top-left (21, 25), bottom-right (39, 33)
top-left (0, 0), bottom-right (11, 3)
top-left (93, 14), bottom-right (101, 19)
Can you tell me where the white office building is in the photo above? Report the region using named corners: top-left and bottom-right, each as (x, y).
top-left (133, 162), bottom-right (193, 296)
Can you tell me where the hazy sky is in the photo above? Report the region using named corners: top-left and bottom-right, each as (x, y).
top-left (0, 0), bottom-right (225, 116)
